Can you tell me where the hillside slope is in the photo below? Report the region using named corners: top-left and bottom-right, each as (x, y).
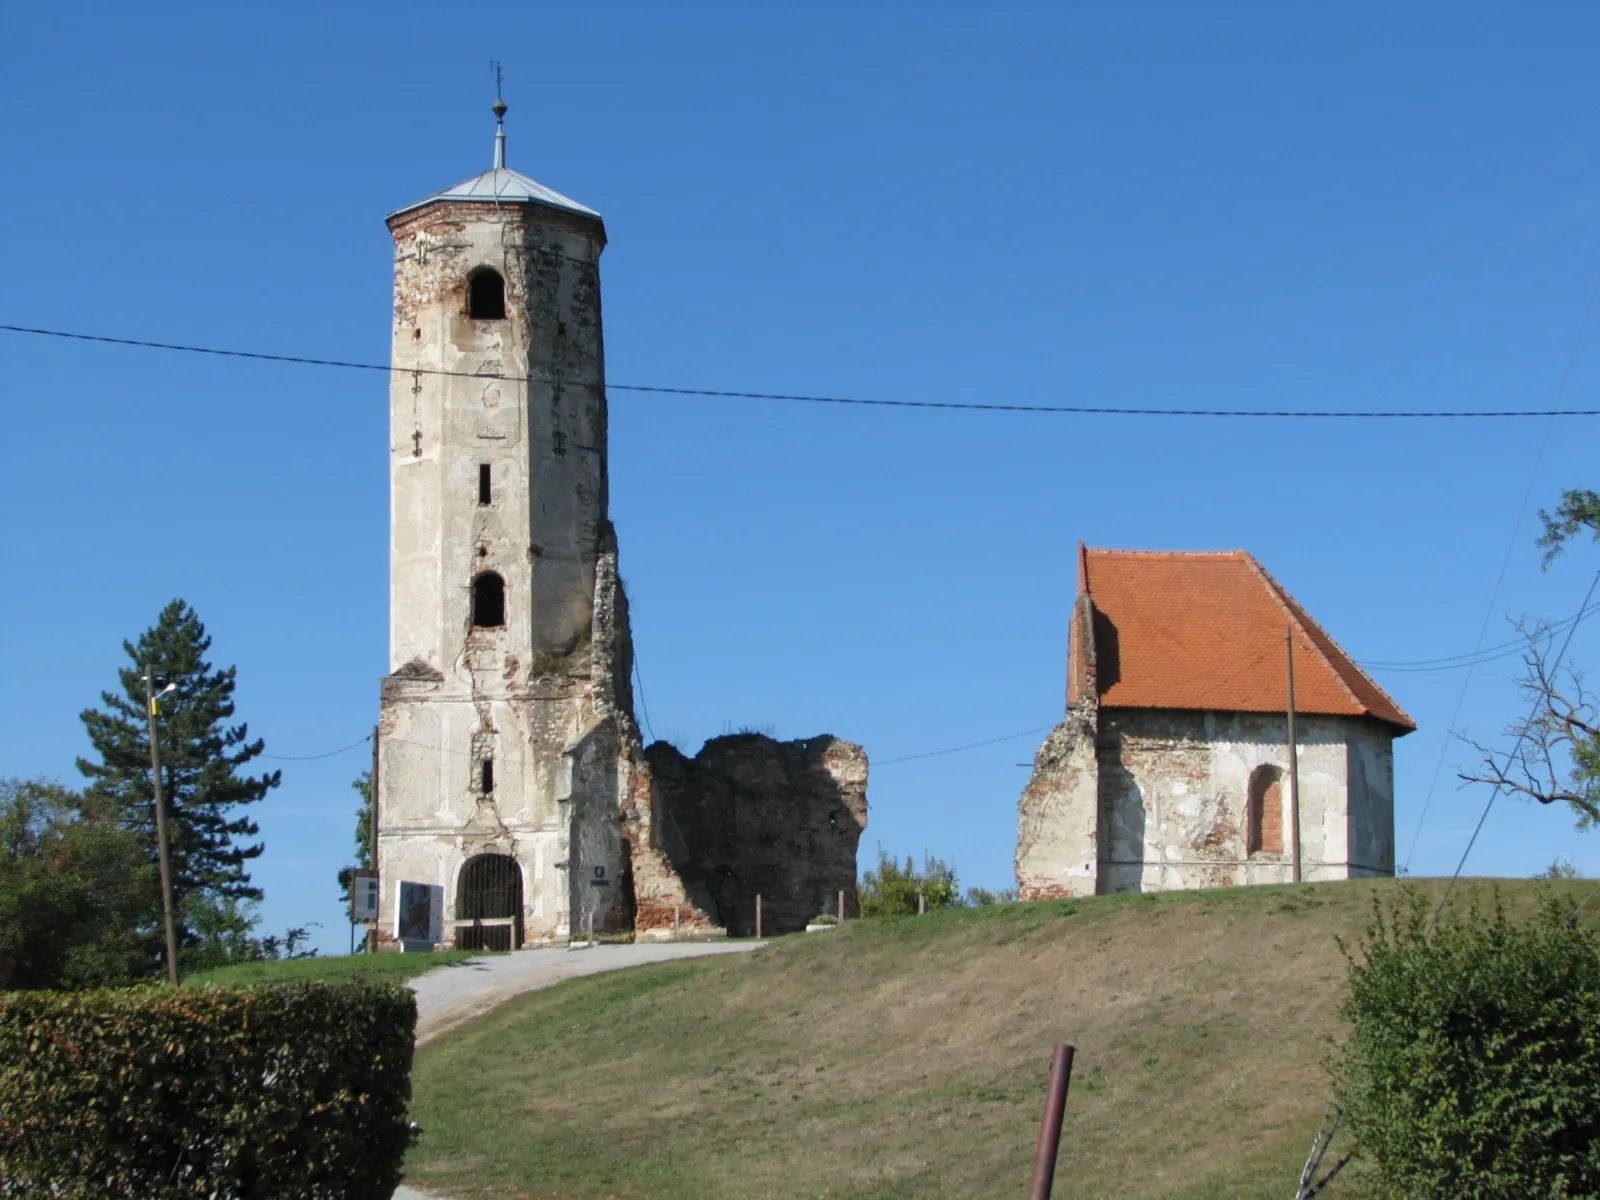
top-left (405, 878), bottom-right (1595, 1200)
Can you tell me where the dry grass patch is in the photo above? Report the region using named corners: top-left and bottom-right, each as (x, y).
top-left (405, 878), bottom-right (1594, 1200)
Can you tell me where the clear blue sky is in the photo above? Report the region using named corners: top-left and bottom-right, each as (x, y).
top-left (4, 4), bottom-right (1600, 953)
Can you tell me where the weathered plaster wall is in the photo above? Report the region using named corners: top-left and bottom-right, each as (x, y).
top-left (1345, 719), bottom-right (1396, 877)
top-left (1097, 710), bottom-right (1357, 892)
top-left (1015, 708), bottom-right (1397, 897)
top-left (639, 735), bottom-right (868, 936)
top-left (1016, 707), bottom-right (1101, 900)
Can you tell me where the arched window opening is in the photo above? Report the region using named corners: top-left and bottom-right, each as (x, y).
top-left (456, 853), bottom-right (522, 951)
top-left (467, 268), bottom-right (506, 320)
top-left (472, 571), bottom-right (505, 628)
top-left (1247, 765), bottom-right (1285, 856)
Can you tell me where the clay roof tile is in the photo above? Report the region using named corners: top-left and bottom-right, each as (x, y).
top-left (1069, 545), bottom-right (1414, 734)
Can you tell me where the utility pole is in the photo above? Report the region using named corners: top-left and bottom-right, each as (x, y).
top-left (143, 668), bottom-right (181, 988)
top-left (1286, 625), bottom-right (1302, 884)
top-left (368, 724), bottom-right (380, 954)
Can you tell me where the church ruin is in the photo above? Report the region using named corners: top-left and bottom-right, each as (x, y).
top-left (1017, 545), bottom-right (1412, 898)
top-left (372, 100), bottom-right (866, 948)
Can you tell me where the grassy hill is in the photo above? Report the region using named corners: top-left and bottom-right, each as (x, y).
top-left (181, 948), bottom-right (476, 989)
top-left (404, 877), bottom-right (1596, 1200)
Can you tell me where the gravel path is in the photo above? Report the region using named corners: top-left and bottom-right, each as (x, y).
top-left (395, 939), bottom-right (763, 1200)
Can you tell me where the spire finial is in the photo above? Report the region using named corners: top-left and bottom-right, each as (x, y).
top-left (491, 61), bottom-right (507, 170)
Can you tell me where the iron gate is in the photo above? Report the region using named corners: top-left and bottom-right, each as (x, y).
top-left (455, 853), bottom-right (523, 951)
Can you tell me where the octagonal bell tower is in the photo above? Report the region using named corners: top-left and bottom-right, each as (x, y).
top-left (374, 98), bottom-right (636, 948)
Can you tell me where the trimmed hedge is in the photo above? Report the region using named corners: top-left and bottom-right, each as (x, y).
top-left (0, 981), bottom-right (417, 1199)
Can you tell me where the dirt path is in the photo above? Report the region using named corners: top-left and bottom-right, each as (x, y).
top-left (395, 940), bottom-right (763, 1200)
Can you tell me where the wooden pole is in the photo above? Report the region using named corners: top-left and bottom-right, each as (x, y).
top-left (673, 903), bottom-right (680, 941)
top-left (918, 891), bottom-right (926, 916)
top-left (586, 909), bottom-right (595, 944)
top-left (1286, 625), bottom-right (1302, 884)
top-left (838, 888), bottom-right (846, 922)
top-left (143, 669), bottom-right (181, 989)
top-left (755, 893), bottom-right (763, 940)
top-left (369, 724), bottom-right (380, 953)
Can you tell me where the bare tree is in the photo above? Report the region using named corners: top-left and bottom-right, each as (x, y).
top-left (1461, 620), bottom-right (1600, 829)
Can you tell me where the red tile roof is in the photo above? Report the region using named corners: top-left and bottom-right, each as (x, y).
top-left (1067, 545), bottom-right (1414, 734)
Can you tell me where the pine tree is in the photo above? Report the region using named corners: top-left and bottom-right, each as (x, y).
top-left (77, 601), bottom-right (279, 941)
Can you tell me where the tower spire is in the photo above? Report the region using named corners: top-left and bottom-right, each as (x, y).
top-left (491, 61), bottom-right (507, 169)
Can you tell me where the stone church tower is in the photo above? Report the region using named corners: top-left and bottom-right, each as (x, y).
top-left (374, 99), bottom-right (635, 947)
top-left (373, 99), bottom-right (869, 950)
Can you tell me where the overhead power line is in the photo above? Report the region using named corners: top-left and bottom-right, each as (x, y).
top-left (5, 321), bottom-right (1600, 419)
top-left (1358, 600), bottom-right (1600, 673)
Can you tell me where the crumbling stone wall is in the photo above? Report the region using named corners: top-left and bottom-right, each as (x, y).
top-left (1016, 705), bottom-right (1101, 901)
top-left (635, 735), bottom-right (868, 936)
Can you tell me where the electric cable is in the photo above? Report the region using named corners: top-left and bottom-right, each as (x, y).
top-left (259, 733), bottom-right (373, 762)
top-left (6, 321), bottom-right (1600, 419)
top-left (1400, 260), bottom-right (1600, 873)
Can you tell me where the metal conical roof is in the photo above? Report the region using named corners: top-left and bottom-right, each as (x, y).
top-left (387, 167), bottom-right (602, 223)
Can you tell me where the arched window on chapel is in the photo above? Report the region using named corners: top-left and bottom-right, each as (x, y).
top-left (1247, 765), bottom-right (1284, 856)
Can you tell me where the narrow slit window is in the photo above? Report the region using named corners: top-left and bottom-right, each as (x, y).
top-left (468, 268), bottom-right (506, 320)
top-left (480, 758), bottom-right (495, 794)
top-left (472, 572), bottom-right (505, 628)
top-left (478, 463), bottom-right (492, 505)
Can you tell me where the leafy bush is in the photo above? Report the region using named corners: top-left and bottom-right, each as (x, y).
top-left (0, 981), bottom-right (416, 1198)
top-left (857, 848), bottom-right (960, 916)
top-left (0, 777), bottom-right (158, 990)
top-left (1335, 889), bottom-right (1600, 1199)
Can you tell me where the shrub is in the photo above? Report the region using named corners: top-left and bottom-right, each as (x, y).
top-left (0, 981), bottom-right (416, 1198)
top-left (1335, 888), bottom-right (1600, 1199)
top-left (857, 848), bottom-right (959, 916)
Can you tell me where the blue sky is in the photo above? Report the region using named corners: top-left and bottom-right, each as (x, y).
top-left (4, 4), bottom-right (1600, 953)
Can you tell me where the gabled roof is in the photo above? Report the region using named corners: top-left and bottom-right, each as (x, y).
top-left (387, 167), bottom-right (603, 223)
top-left (1067, 545), bottom-right (1414, 734)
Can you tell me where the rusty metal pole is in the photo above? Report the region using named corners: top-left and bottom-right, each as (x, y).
top-left (755, 893), bottom-right (763, 939)
top-left (673, 903), bottom-right (680, 941)
top-left (1028, 1044), bottom-right (1075, 1200)
top-left (1286, 625), bottom-right (1302, 884)
top-left (839, 888), bottom-right (846, 922)
top-left (143, 669), bottom-right (181, 989)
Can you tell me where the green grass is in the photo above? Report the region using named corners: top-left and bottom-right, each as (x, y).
top-left (404, 877), bottom-right (1599, 1200)
top-left (183, 949), bottom-right (480, 990)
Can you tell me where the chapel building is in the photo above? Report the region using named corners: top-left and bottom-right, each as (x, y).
top-left (1016, 545), bottom-right (1413, 898)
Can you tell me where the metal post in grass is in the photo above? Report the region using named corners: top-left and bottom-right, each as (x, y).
top-left (673, 903), bottom-right (681, 940)
top-left (839, 888), bottom-right (846, 922)
top-left (755, 893), bottom-right (763, 939)
top-left (1028, 1044), bottom-right (1075, 1200)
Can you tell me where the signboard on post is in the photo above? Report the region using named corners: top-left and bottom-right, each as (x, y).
top-left (396, 881), bottom-right (443, 950)
top-left (351, 871), bottom-right (379, 922)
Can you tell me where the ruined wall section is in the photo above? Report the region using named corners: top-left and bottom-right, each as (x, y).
top-left (638, 734), bottom-right (868, 936)
top-left (1016, 706), bottom-right (1102, 900)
